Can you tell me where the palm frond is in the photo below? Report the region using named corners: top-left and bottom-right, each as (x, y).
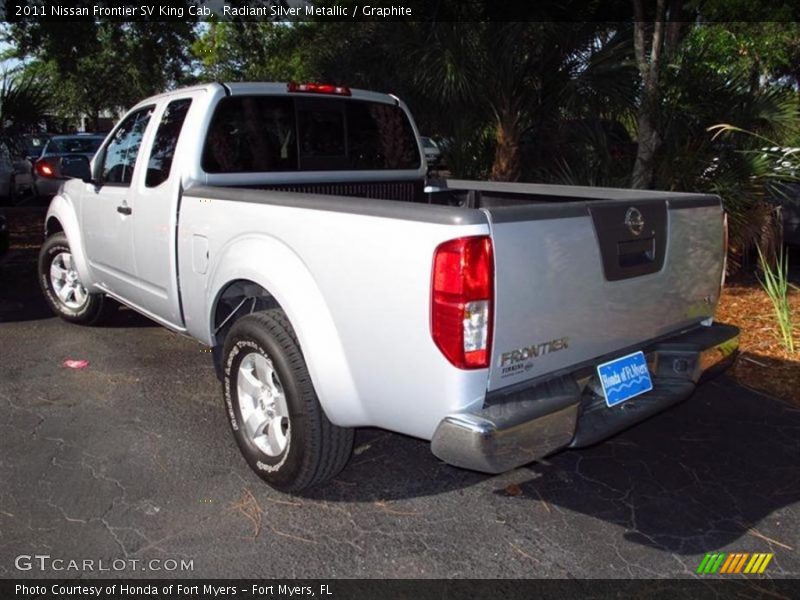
top-left (0, 71), bottom-right (51, 133)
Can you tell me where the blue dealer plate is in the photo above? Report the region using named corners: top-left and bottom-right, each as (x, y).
top-left (596, 351), bottom-right (653, 407)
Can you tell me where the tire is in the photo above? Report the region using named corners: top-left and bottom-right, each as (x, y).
top-left (223, 309), bottom-right (354, 493)
top-left (38, 233), bottom-right (107, 325)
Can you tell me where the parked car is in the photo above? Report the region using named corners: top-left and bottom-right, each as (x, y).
top-left (764, 147), bottom-right (800, 246)
top-left (7, 137), bottom-right (40, 200)
top-left (707, 146), bottom-right (800, 247)
top-left (39, 82), bottom-right (738, 492)
top-left (33, 134), bottom-right (105, 199)
top-left (0, 139), bottom-right (33, 203)
top-left (12, 157), bottom-right (35, 201)
top-left (421, 136), bottom-right (442, 168)
top-left (769, 181), bottom-right (800, 246)
top-left (16, 133), bottom-right (48, 162)
top-left (0, 210), bottom-right (8, 258)
top-left (0, 142), bottom-right (16, 203)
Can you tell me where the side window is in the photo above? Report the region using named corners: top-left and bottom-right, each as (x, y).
top-left (102, 106), bottom-right (154, 185)
top-left (146, 99), bottom-right (192, 188)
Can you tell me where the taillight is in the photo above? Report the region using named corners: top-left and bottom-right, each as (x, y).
top-left (431, 236), bottom-right (493, 369)
top-left (287, 82), bottom-right (351, 96)
top-left (35, 159), bottom-right (57, 178)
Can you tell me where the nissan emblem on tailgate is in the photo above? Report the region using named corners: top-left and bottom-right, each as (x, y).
top-left (625, 207), bottom-right (645, 236)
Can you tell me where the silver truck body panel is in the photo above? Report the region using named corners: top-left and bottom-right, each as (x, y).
top-left (484, 202), bottom-right (723, 391)
top-left (46, 192), bottom-right (91, 284)
top-left (179, 186), bottom-right (491, 438)
top-left (439, 177), bottom-right (718, 201)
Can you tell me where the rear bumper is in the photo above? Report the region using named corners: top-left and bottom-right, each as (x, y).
top-left (34, 177), bottom-right (61, 198)
top-left (431, 323), bottom-right (739, 474)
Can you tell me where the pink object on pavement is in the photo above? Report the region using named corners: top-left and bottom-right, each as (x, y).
top-left (63, 359), bottom-right (90, 369)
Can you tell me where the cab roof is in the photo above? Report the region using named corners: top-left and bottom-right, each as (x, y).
top-left (141, 82), bottom-right (400, 107)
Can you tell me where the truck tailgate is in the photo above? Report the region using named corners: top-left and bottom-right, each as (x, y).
top-left (485, 195), bottom-right (724, 391)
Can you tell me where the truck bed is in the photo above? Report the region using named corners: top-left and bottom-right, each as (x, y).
top-left (424, 180), bottom-right (724, 391)
top-left (187, 177), bottom-right (724, 393)
top-left (424, 178), bottom-right (717, 209)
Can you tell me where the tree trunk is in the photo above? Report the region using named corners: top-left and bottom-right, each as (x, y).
top-left (489, 111), bottom-right (521, 182)
top-left (631, 94), bottom-right (660, 189)
top-left (631, 0), bottom-right (665, 189)
top-left (631, 0), bottom-right (688, 189)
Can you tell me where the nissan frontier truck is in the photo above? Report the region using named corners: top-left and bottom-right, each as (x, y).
top-left (38, 82), bottom-right (738, 492)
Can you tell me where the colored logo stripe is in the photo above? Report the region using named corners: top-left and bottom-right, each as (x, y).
top-left (696, 553), bottom-right (713, 573)
top-left (697, 552), bottom-right (773, 575)
top-left (719, 553), bottom-right (737, 573)
top-left (697, 553), bottom-right (726, 574)
top-left (723, 553), bottom-right (749, 573)
top-left (750, 553), bottom-right (773, 574)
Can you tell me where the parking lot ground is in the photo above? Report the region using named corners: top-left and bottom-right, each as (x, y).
top-left (1, 237), bottom-right (799, 579)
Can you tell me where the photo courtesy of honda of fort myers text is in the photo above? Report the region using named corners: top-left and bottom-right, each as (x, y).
top-left (15, 583), bottom-right (338, 598)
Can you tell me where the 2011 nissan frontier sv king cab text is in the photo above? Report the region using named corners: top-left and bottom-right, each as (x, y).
top-left (38, 82), bottom-right (739, 492)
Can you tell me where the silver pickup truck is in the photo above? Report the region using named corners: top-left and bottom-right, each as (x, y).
top-left (39, 82), bottom-right (738, 492)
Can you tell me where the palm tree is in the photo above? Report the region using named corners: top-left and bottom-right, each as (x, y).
top-left (0, 71), bottom-right (51, 134)
top-left (412, 22), bottom-right (539, 181)
top-left (651, 28), bottom-right (800, 271)
top-left (412, 21), bottom-right (635, 181)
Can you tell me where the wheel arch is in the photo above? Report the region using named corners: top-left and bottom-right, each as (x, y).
top-left (211, 279), bottom-right (281, 345)
top-left (45, 216), bottom-right (64, 237)
top-left (44, 195), bottom-right (91, 286)
top-left (205, 239), bottom-right (365, 427)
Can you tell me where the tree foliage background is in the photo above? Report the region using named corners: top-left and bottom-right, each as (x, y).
top-left (2, 1), bottom-right (800, 264)
top-left (4, 3), bottom-right (196, 129)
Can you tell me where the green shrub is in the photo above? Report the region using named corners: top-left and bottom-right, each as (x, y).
top-left (757, 246), bottom-right (795, 354)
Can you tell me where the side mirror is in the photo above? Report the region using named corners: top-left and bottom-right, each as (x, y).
top-left (59, 156), bottom-right (94, 184)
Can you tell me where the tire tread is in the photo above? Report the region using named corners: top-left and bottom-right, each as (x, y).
top-left (38, 233), bottom-right (108, 325)
top-left (229, 309), bottom-right (353, 492)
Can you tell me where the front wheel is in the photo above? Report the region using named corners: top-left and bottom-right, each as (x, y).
top-left (222, 309), bottom-right (354, 493)
top-left (38, 233), bottom-right (106, 324)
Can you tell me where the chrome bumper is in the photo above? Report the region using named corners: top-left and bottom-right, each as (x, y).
top-left (431, 323), bottom-right (739, 474)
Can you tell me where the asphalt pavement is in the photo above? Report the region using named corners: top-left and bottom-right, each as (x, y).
top-left (1, 228), bottom-right (798, 579)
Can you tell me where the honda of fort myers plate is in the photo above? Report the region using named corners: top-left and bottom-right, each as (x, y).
top-left (596, 351), bottom-right (653, 407)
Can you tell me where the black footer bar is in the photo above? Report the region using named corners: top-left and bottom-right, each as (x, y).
top-left (3, 578), bottom-right (799, 600)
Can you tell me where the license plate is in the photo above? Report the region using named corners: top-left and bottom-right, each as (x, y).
top-left (596, 351), bottom-right (653, 407)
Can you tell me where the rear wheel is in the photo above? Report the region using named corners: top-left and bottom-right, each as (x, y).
top-left (38, 233), bottom-right (106, 324)
top-left (222, 309), bottom-right (354, 493)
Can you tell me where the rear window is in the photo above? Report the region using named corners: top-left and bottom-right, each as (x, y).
top-left (202, 95), bottom-right (420, 173)
top-left (46, 137), bottom-right (104, 155)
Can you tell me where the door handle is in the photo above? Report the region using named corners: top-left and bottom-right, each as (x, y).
top-left (117, 205), bottom-right (132, 215)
